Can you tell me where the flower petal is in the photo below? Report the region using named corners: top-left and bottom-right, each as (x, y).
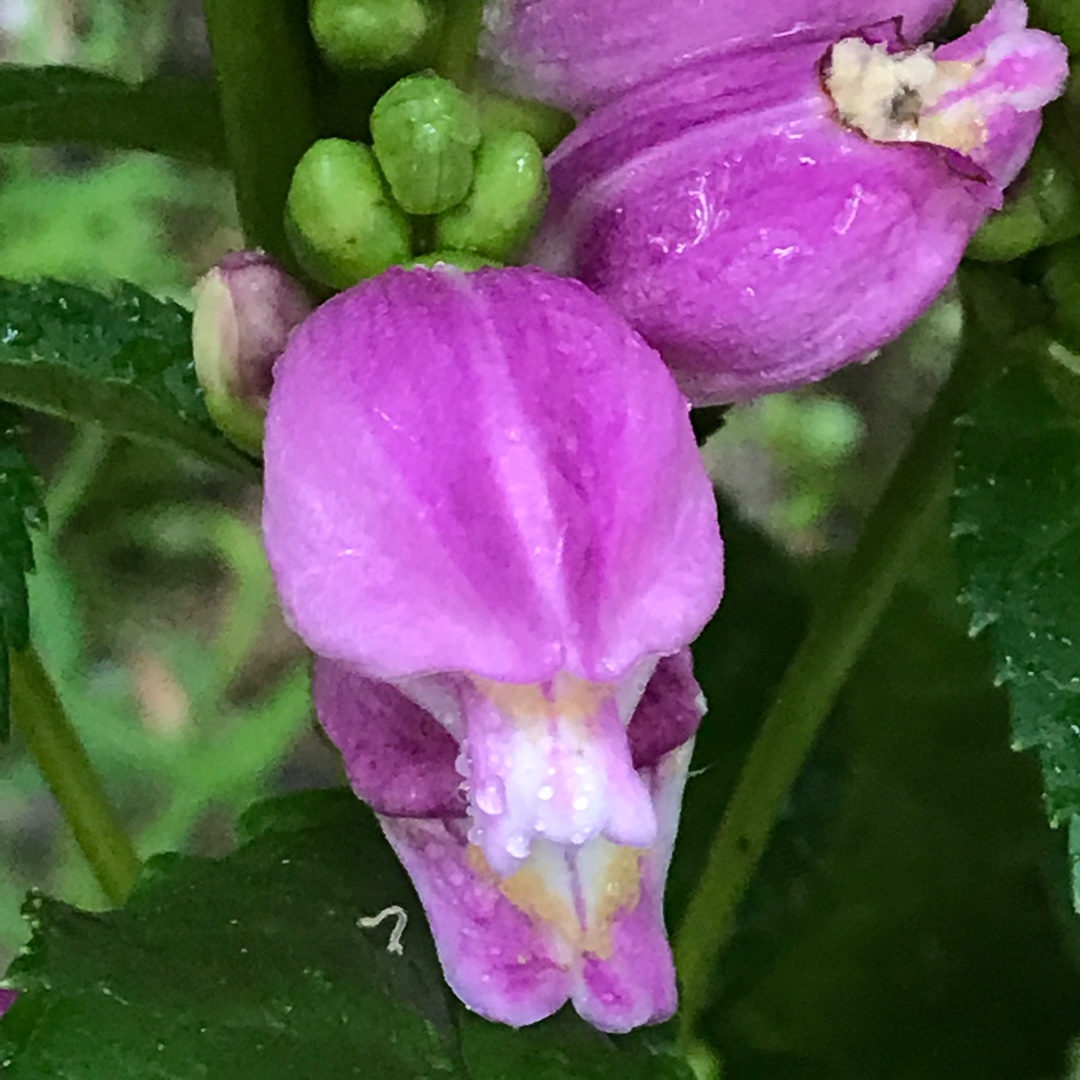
top-left (380, 740), bottom-right (694, 1031)
top-left (313, 658), bottom-right (466, 818)
top-left (627, 648), bottom-right (705, 769)
top-left (0, 988), bottom-right (16, 1017)
top-left (533, 3), bottom-right (1066, 403)
top-left (572, 740), bottom-right (693, 1031)
top-left (460, 676), bottom-right (657, 876)
top-left (263, 266), bottom-right (722, 681)
top-left (379, 814), bottom-right (574, 1026)
top-left (481, 0), bottom-right (954, 113)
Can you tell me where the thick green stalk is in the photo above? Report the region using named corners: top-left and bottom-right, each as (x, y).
top-left (11, 649), bottom-right (140, 907)
top-left (433, 0), bottom-right (485, 89)
top-left (201, 0), bottom-right (320, 264)
top-left (674, 339), bottom-right (993, 1041)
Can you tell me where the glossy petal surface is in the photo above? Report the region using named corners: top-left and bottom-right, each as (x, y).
top-left (534, 2), bottom-right (1067, 402)
top-left (482, 0), bottom-right (954, 113)
top-left (263, 266), bottom-right (722, 680)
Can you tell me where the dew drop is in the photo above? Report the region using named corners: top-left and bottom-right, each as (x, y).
top-left (476, 781), bottom-right (505, 816)
top-left (506, 833), bottom-right (529, 859)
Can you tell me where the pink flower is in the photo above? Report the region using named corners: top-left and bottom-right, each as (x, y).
top-left (482, 0), bottom-right (955, 114)
top-left (261, 266), bottom-right (724, 1029)
top-left (530, 0), bottom-right (1068, 403)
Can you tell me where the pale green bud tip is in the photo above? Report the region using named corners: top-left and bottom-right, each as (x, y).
top-left (434, 129), bottom-right (548, 260)
top-left (192, 251), bottom-right (313, 454)
top-left (371, 73), bottom-right (482, 216)
top-left (285, 138), bottom-right (413, 291)
top-left (309, 0), bottom-right (440, 70)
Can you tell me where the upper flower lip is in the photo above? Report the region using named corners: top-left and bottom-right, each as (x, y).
top-left (481, 0), bottom-right (956, 114)
top-left (262, 266), bottom-right (723, 685)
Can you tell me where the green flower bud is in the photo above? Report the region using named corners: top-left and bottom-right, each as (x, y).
top-left (285, 138), bottom-right (412, 290)
top-left (434, 130), bottom-right (548, 260)
top-left (966, 139), bottom-right (1080, 262)
top-left (370, 73), bottom-right (482, 215)
top-left (309, 0), bottom-right (441, 71)
top-left (192, 251), bottom-right (313, 454)
top-left (473, 89), bottom-right (574, 154)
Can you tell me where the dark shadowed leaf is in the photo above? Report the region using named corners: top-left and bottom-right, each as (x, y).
top-left (714, 548), bottom-right (1080, 1080)
top-left (0, 789), bottom-right (460, 1079)
top-left (954, 366), bottom-right (1080, 835)
top-left (459, 1010), bottom-right (694, 1080)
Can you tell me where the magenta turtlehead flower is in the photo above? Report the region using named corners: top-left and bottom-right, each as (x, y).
top-left (482, 0), bottom-right (954, 114)
top-left (262, 266), bottom-right (723, 1030)
top-left (530, 0), bottom-right (1068, 404)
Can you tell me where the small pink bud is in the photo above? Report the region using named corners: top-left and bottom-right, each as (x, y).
top-left (192, 251), bottom-right (314, 454)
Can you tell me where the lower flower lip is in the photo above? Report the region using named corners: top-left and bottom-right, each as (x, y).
top-left (311, 651), bottom-right (706, 1031)
top-left (377, 738), bottom-right (694, 1032)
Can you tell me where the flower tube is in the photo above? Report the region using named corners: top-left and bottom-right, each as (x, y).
top-left (531, 0), bottom-right (1068, 403)
top-left (481, 0), bottom-right (955, 114)
top-left (262, 266), bottom-right (724, 1029)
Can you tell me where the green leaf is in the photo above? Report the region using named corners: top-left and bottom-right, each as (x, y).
top-left (953, 366), bottom-right (1080, 827)
top-left (0, 66), bottom-right (227, 165)
top-left (715, 561), bottom-right (1080, 1079)
top-left (0, 406), bottom-right (40, 740)
top-left (0, 788), bottom-right (699, 1077)
top-left (0, 279), bottom-right (253, 473)
top-left (0, 789), bottom-right (462, 1079)
top-left (459, 1011), bottom-right (695, 1080)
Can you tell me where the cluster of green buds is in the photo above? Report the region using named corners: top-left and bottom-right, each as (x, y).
top-left (285, 69), bottom-right (550, 289)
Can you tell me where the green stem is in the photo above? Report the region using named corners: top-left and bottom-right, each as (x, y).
top-left (11, 648), bottom-right (140, 907)
top-left (674, 339), bottom-right (994, 1042)
top-left (434, 0), bottom-right (485, 89)
top-left (201, 0), bottom-right (320, 265)
top-left (45, 424), bottom-right (112, 539)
